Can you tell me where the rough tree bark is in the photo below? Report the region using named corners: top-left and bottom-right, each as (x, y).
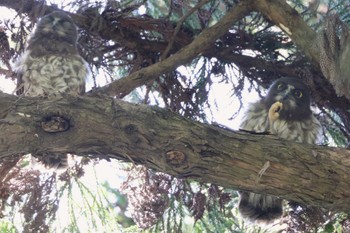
top-left (1, 0), bottom-right (350, 218)
top-left (0, 92), bottom-right (349, 212)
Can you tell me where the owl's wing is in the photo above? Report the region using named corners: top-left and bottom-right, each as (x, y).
top-left (295, 115), bottom-right (322, 144)
top-left (240, 100), bottom-right (269, 133)
top-left (15, 71), bottom-right (25, 95)
top-left (13, 51), bottom-right (27, 96)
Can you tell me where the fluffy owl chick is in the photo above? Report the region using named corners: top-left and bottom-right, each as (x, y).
top-left (15, 11), bottom-right (88, 96)
top-left (14, 11), bottom-right (90, 169)
top-left (238, 77), bottom-right (322, 223)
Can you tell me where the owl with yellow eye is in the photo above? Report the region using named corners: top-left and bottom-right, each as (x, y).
top-left (238, 77), bottom-right (322, 223)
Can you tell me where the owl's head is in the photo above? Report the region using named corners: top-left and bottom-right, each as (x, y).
top-left (264, 77), bottom-right (312, 120)
top-left (34, 11), bottom-right (77, 44)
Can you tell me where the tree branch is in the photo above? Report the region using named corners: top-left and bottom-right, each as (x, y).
top-left (252, 0), bottom-right (319, 66)
top-left (1, 92), bottom-right (350, 212)
top-left (94, 0), bottom-right (254, 97)
top-left (160, 0), bottom-right (212, 60)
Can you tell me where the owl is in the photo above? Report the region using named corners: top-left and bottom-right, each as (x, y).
top-left (238, 77), bottom-right (322, 222)
top-left (14, 11), bottom-right (90, 168)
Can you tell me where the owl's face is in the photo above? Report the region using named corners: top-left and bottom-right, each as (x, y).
top-left (264, 77), bottom-right (312, 120)
top-left (35, 11), bottom-right (77, 44)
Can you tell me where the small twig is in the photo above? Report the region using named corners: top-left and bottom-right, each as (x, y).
top-left (95, 0), bottom-right (254, 97)
top-left (256, 161), bottom-right (270, 183)
top-left (320, 107), bottom-right (350, 142)
top-left (239, 129), bottom-right (271, 135)
top-left (160, 0), bottom-right (211, 60)
top-left (121, 151), bottom-right (136, 166)
top-left (0, 67), bottom-right (12, 77)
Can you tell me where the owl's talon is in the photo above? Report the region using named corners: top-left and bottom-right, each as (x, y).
top-left (269, 101), bottom-right (283, 121)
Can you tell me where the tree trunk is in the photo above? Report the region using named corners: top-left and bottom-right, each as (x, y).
top-left (1, 93), bottom-right (349, 212)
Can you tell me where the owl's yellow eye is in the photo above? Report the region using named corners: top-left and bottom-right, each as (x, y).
top-left (277, 83), bottom-right (285, 90)
top-left (294, 90), bottom-right (303, 98)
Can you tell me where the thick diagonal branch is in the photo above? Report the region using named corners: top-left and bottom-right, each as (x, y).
top-left (95, 0), bottom-right (254, 97)
top-left (252, 0), bottom-right (319, 66)
top-left (0, 93), bottom-right (349, 212)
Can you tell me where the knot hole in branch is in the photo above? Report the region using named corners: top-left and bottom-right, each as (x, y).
top-left (41, 115), bottom-right (70, 133)
top-left (165, 150), bottom-right (187, 168)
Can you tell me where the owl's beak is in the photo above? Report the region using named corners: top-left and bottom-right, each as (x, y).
top-left (281, 86), bottom-right (294, 100)
top-left (282, 92), bottom-right (290, 100)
